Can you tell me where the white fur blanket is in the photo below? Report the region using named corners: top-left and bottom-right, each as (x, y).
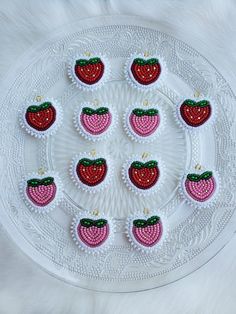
top-left (0, 0), bottom-right (236, 313)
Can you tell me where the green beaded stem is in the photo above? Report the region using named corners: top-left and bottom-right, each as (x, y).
top-left (27, 177), bottom-right (54, 187)
top-left (187, 171), bottom-right (213, 182)
top-left (80, 218), bottom-right (107, 228)
top-left (75, 57), bottom-right (101, 66)
top-left (27, 102), bottom-right (52, 113)
top-left (133, 216), bottom-right (160, 228)
top-left (183, 99), bottom-right (210, 107)
top-left (132, 108), bottom-right (159, 117)
top-left (133, 58), bottom-right (159, 66)
top-left (130, 160), bottom-right (158, 169)
top-left (79, 158), bottom-right (106, 167)
top-left (82, 107), bottom-right (109, 115)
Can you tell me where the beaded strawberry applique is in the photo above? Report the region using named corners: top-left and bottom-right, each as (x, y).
top-left (71, 213), bottom-right (115, 254)
top-left (20, 172), bottom-right (63, 213)
top-left (129, 160), bottom-right (159, 190)
top-left (74, 104), bottom-right (116, 141)
top-left (126, 212), bottom-right (167, 253)
top-left (125, 54), bottom-right (167, 90)
top-left (19, 98), bottom-right (63, 138)
top-left (181, 170), bottom-right (218, 207)
top-left (177, 99), bottom-right (213, 129)
top-left (122, 156), bottom-right (165, 195)
top-left (70, 154), bottom-right (112, 193)
top-left (68, 55), bottom-right (110, 90)
top-left (124, 104), bottom-right (164, 142)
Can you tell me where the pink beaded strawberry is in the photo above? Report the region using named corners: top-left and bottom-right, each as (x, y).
top-left (76, 218), bottom-right (109, 248)
top-left (26, 177), bottom-right (57, 206)
top-left (132, 216), bottom-right (163, 247)
top-left (80, 107), bottom-right (112, 135)
top-left (184, 171), bottom-right (216, 202)
top-left (129, 108), bottom-right (160, 137)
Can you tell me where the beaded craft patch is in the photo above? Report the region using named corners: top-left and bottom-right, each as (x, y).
top-left (70, 153), bottom-right (113, 193)
top-left (19, 98), bottom-right (63, 138)
top-left (125, 53), bottom-right (167, 90)
top-left (124, 103), bottom-right (164, 142)
top-left (74, 103), bottom-right (117, 141)
top-left (180, 170), bottom-right (218, 207)
top-left (126, 212), bottom-right (168, 253)
top-left (176, 98), bottom-right (215, 130)
top-left (68, 54), bottom-right (110, 91)
top-left (71, 212), bottom-right (115, 254)
top-left (122, 156), bottom-right (165, 196)
top-left (20, 171), bottom-right (63, 213)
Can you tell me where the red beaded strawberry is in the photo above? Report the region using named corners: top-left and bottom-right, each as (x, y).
top-left (184, 171), bottom-right (216, 202)
top-left (180, 99), bottom-right (211, 127)
top-left (25, 102), bottom-right (56, 131)
top-left (130, 58), bottom-right (161, 85)
top-left (80, 107), bottom-right (112, 135)
top-left (74, 57), bottom-right (104, 85)
top-left (129, 108), bottom-right (160, 137)
top-left (132, 216), bottom-right (163, 247)
top-left (77, 218), bottom-right (109, 248)
top-left (76, 158), bottom-right (107, 186)
top-left (128, 160), bottom-right (159, 189)
top-left (26, 177), bottom-right (57, 206)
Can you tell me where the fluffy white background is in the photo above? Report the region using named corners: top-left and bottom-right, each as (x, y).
top-left (0, 0), bottom-right (236, 313)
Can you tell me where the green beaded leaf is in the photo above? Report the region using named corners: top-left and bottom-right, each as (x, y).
top-left (27, 177), bottom-right (54, 187)
top-left (133, 58), bottom-right (159, 66)
top-left (94, 219), bottom-right (107, 228)
top-left (147, 216), bottom-right (160, 226)
top-left (79, 158), bottom-right (106, 167)
top-left (130, 161), bottom-right (144, 169)
top-left (187, 173), bottom-right (201, 182)
top-left (80, 218), bottom-right (94, 228)
top-left (27, 102), bottom-right (52, 113)
top-left (144, 160), bottom-right (158, 168)
top-left (133, 219), bottom-right (148, 228)
top-left (79, 158), bottom-right (94, 167)
top-left (187, 171), bottom-right (213, 182)
top-left (200, 171), bottom-right (213, 180)
top-left (27, 178), bottom-right (42, 187)
top-left (82, 107), bottom-right (109, 115)
top-left (76, 57), bottom-right (101, 66)
top-left (131, 160), bottom-right (158, 169)
top-left (183, 99), bottom-right (210, 107)
top-left (96, 107), bottom-right (109, 115)
top-left (94, 158), bottom-right (106, 166)
top-left (82, 107), bottom-right (96, 115)
top-left (132, 108), bottom-right (159, 117)
top-left (41, 177), bottom-right (54, 186)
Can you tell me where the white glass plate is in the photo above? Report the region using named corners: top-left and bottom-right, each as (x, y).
top-left (0, 16), bottom-right (236, 292)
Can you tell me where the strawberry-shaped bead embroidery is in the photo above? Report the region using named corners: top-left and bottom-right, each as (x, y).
top-left (124, 104), bottom-right (164, 142)
top-left (26, 177), bottom-right (57, 206)
top-left (129, 160), bottom-right (159, 190)
top-left (126, 213), bottom-right (168, 253)
top-left (129, 108), bottom-right (160, 136)
top-left (180, 170), bottom-right (218, 207)
top-left (122, 156), bottom-right (165, 196)
top-left (125, 54), bottom-right (167, 90)
top-left (20, 172), bottom-right (63, 213)
top-left (70, 153), bottom-right (113, 193)
top-left (74, 104), bottom-right (116, 141)
top-left (176, 98), bottom-right (215, 130)
top-left (68, 54), bottom-right (110, 90)
top-left (71, 213), bottom-right (115, 254)
top-left (19, 98), bottom-right (63, 138)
